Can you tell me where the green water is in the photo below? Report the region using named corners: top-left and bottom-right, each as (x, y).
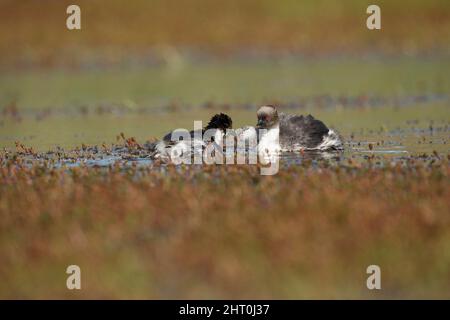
top-left (1, 104), bottom-right (448, 156)
top-left (0, 57), bottom-right (449, 154)
top-left (1, 57), bottom-right (449, 109)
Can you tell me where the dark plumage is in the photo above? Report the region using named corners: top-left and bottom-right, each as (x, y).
top-left (154, 113), bottom-right (233, 159)
top-left (279, 113), bottom-right (329, 149)
top-left (161, 113), bottom-right (232, 144)
top-left (256, 105), bottom-right (343, 151)
top-left (205, 113), bottom-right (233, 131)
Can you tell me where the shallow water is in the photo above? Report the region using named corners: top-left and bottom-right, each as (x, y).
top-left (2, 103), bottom-right (449, 171)
top-left (1, 57), bottom-right (449, 169)
top-left (5, 117), bottom-right (448, 171)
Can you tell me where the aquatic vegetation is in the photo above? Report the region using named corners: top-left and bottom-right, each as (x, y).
top-left (1, 61), bottom-right (448, 298)
top-left (0, 0), bottom-right (449, 300)
top-left (0, 146), bottom-right (449, 298)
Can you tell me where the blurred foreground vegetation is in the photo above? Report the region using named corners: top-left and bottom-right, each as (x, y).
top-left (0, 157), bottom-right (449, 298)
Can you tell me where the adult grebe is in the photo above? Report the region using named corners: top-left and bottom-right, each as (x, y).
top-left (255, 105), bottom-right (343, 152)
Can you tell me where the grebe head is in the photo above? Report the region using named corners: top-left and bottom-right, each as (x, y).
top-left (256, 105), bottom-right (279, 129)
top-left (205, 113), bottom-right (233, 131)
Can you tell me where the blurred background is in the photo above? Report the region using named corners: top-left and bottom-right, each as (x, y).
top-left (0, 0), bottom-right (449, 150)
top-left (1, 0), bottom-right (450, 299)
top-left (2, 0), bottom-right (449, 66)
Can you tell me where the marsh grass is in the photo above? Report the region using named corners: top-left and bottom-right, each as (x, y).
top-left (1, 0), bottom-right (449, 300)
top-left (0, 154), bottom-right (449, 298)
